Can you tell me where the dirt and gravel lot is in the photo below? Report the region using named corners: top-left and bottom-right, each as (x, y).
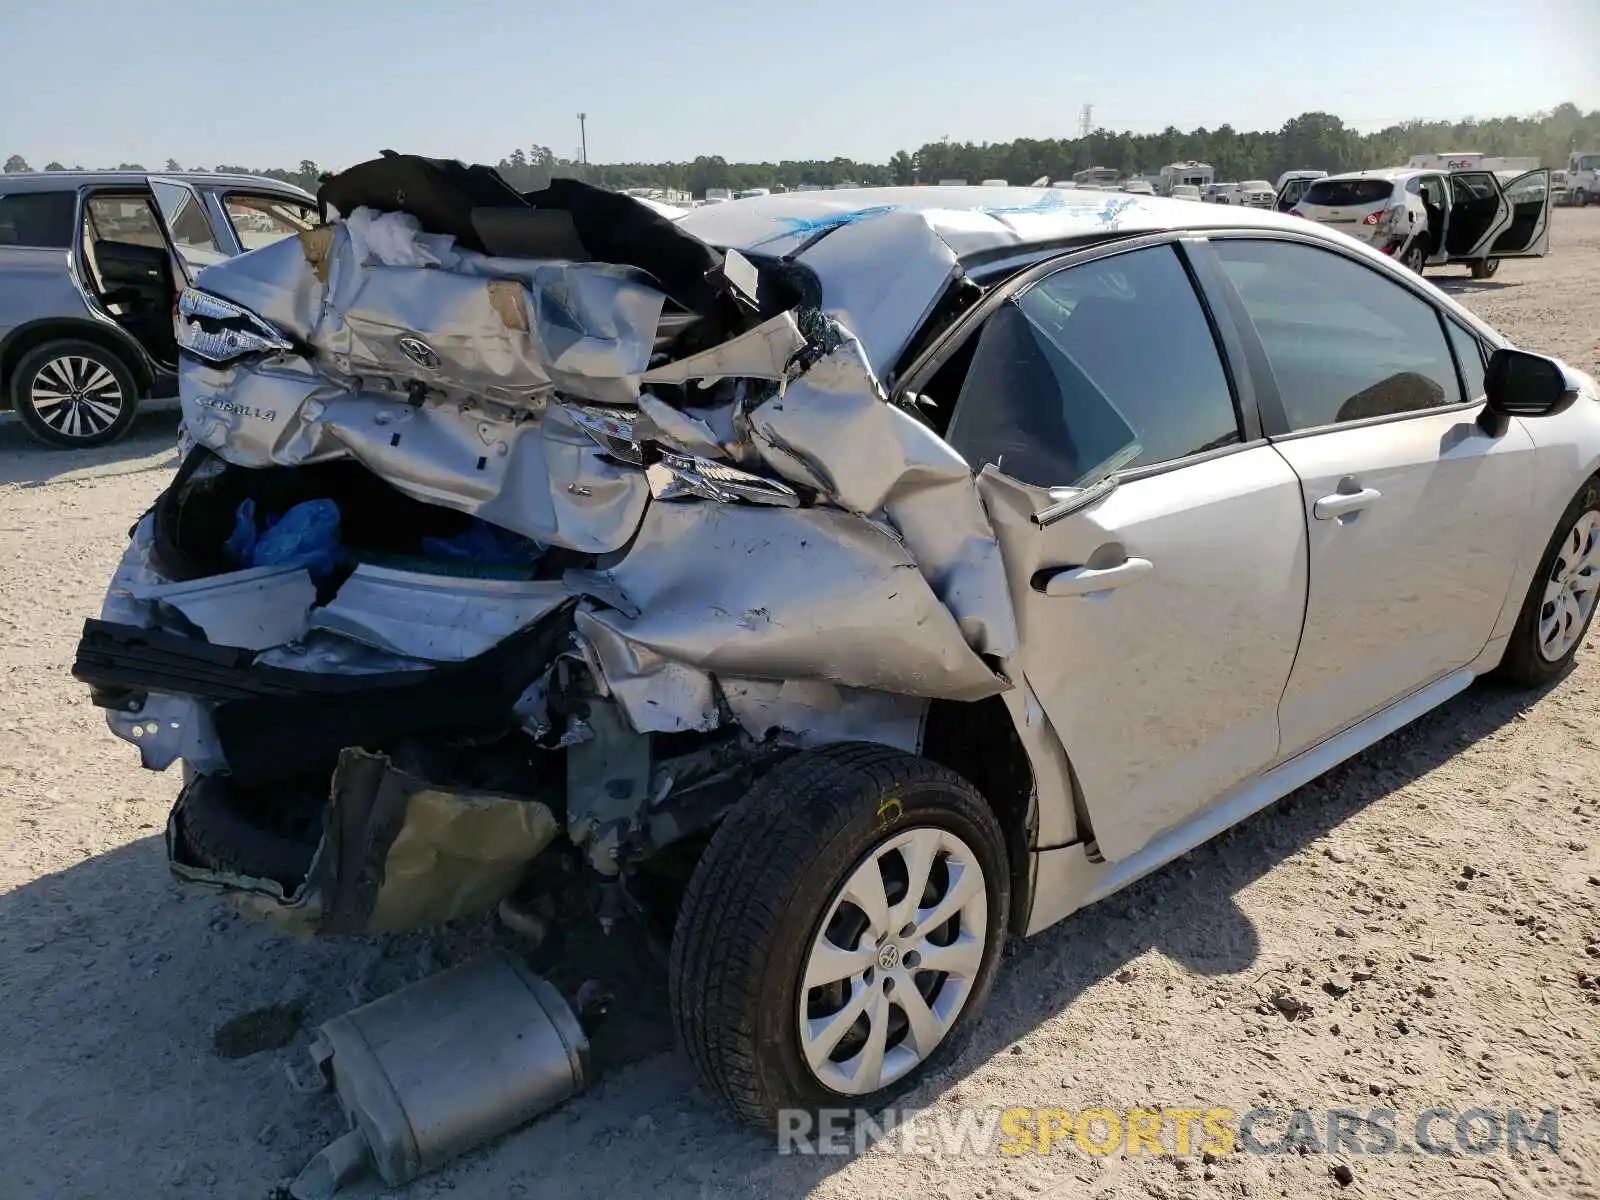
top-left (3, 210), bottom-right (1599, 1200)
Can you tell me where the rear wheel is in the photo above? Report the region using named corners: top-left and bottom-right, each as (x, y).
top-left (1401, 238), bottom-right (1427, 274)
top-left (9, 339), bottom-right (140, 449)
top-left (1495, 479), bottom-right (1600, 687)
top-left (1471, 257), bottom-right (1501, 280)
top-left (669, 743), bottom-right (1010, 1130)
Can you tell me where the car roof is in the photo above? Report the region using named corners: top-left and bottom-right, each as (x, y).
top-left (1314, 168), bottom-right (1417, 183)
top-left (674, 185), bottom-right (1316, 264)
top-left (0, 170), bottom-right (312, 197)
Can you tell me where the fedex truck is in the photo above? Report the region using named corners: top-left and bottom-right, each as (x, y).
top-left (1406, 153), bottom-right (1540, 173)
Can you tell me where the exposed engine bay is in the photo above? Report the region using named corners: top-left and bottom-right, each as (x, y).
top-left (71, 154), bottom-right (1029, 936)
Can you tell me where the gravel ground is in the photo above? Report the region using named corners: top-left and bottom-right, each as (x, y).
top-left (3, 210), bottom-right (1599, 1200)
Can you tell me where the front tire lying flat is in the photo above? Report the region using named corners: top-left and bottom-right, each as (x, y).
top-left (1471, 257), bottom-right (1502, 280)
top-left (669, 742), bottom-right (1010, 1130)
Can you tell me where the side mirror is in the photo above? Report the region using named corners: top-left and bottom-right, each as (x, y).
top-left (1478, 348), bottom-right (1576, 436)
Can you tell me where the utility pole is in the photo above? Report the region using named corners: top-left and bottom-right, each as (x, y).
top-left (577, 113), bottom-right (588, 169)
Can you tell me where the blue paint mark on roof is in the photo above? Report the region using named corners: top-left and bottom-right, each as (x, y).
top-left (764, 190), bottom-right (1142, 246)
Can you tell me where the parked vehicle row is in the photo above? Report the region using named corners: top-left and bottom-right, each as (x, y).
top-left (1286, 166), bottom-right (1552, 279)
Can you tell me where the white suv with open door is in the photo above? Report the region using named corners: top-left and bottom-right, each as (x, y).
top-left (1291, 167), bottom-right (1551, 279)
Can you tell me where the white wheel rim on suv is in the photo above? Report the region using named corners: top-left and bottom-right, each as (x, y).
top-left (1539, 510), bottom-right (1600, 662)
top-left (29, 355), bottom-right (125, 439)
top-left (798, 825), bottom-right (988, 1096)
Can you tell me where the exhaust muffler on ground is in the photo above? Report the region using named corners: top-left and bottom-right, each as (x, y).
top-left (289, 951), bottom-right (589, 1198)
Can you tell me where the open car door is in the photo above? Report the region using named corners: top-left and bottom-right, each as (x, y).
top-left (147, 176), bottom-right (231, 279)
top-left (1443, 170), bottom-right (1509, 260)
top-left (1488, 169), bottom-right (1552, 258)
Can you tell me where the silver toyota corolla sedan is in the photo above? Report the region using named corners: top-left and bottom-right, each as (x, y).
top-left (75, 168), bottom-right (1600, 1132)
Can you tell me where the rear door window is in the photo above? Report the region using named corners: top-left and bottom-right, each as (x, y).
top-left (1302, 179), bottom-right (1394, 207)
top-left (1211, 238), bottom-right (1463, 430)
top-left (943, 244), bottom-right (1241, 488)
top-left (1450, 173), bottom-right (1499, 203)
top-left (0, 191), bottom-right (78, 248)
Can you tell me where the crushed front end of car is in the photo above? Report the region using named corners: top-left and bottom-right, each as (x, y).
top-left (71, 156), bottom-right (1022, 938)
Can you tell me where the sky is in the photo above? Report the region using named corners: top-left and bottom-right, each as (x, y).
top-left (2, 0), bottom-right (1596, 170)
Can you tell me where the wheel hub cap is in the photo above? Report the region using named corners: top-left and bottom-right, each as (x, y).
top-left (1538, 510), bottom-right (1600, 662)
top-left (797, 825), bottom-right (988, 1096)
top-left (29, 355), bottom-right (125, 439)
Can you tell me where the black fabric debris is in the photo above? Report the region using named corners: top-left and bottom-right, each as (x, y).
top-left (316, 154), bottom-right (739, 325)
top-left (522, 177), bottom-right (730, 319)
top-left (318, 154), bottom-right (527, 254)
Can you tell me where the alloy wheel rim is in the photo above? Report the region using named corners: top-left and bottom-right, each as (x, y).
top-left (28, 355), bottom-right (124, 439)
top-left (797, 825), bottom-right (988, 1096)
top-left (1538, 510), bottom-right (1600, 662)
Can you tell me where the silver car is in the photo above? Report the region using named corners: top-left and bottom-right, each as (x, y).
top-left (0, 171), bottom-right (315, 447)
top-left (75, 174), bottom-right (1600, 1130)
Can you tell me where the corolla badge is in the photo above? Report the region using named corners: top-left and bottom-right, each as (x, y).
top-left (397, 336), bottom-right (441, 369)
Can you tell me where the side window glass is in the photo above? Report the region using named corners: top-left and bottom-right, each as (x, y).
top-left (0, 191), bottom-right (78, 248)
top-left (84, 194), bottom-right (168, 250)
top-left (1445, 321), bottom-right (1487, 400)
top-left (1211, 239), bottom-right (1463, 429)
top-left (224, 194), bottom-right (316, 251)
top-left (149, 180), bottom-right (222, 268)
top-left (943, 244), bottom-right (1240, 488)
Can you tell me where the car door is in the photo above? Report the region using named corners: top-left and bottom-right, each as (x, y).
top-left (147, 177), bottom-right (229, 278)
top-left (79, 188), bottom-right (195, 367)
top-left (1204, 235), bottom-right (1535, 758)
top-left (921, 238), bottom-right (1310, 862)
top-left (1488, 170), bottom-right (1552, 257)
top-left (1418, 174), bottom-right (1450, 262)
top-left (1444, 171), bottom-right (1508, 258)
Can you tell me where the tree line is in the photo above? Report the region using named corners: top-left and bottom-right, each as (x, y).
top-left (7, 104), bottom-right (1597, 198)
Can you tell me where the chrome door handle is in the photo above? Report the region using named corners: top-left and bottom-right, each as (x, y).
top-left (1313, 487), bottom-right (1381, 520)
top-left (1040, 557), bottom-right (1153, 597)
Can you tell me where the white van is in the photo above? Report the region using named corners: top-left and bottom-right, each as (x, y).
top-left (1274, 170), bottom-right (1327, 212)
top-left (1291, 167), bottom-right (1552, 278)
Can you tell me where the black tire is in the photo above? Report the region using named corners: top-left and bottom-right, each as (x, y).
top-left (669, 742), bottom-right (1010, 1132)
top-left (179, 774), bottom-right (319, 886)
top-left (1401, 237), bottom-right (1427, 274)
top-left (8, 339), bottom-right (140, 449)
top-left (1494, 477), bottom-right (1600, 688)
top-left (1471, 257), bottom-right (1501, 280)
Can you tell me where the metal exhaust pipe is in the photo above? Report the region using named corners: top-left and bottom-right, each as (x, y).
top-left (290, 950), bottom-right (590, 1198)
